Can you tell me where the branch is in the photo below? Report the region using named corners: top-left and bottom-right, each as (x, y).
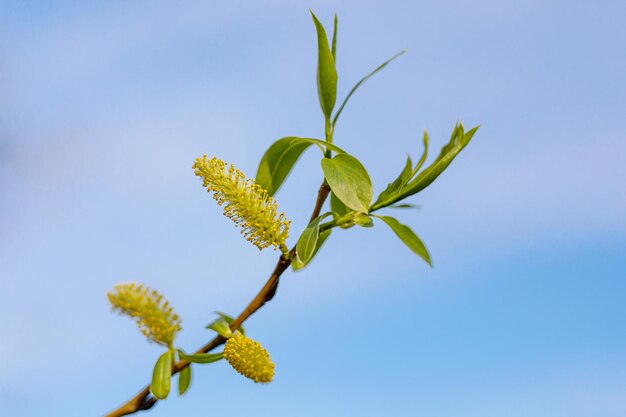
top-left (104, 182), bottom-right (331, 417)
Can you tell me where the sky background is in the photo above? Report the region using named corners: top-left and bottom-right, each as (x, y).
top-left (1, 1), bottom-right (625, 416)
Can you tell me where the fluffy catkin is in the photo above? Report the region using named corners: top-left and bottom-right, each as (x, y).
top-left (107, 282), bottom-right (181, 346)
top-left (223, 333), bottom-right (275, 383)
top-left (192, 156), bottom-right (290, 254)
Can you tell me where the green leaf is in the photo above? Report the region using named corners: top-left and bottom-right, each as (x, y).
top-left (256, 137), bottom-right (311, 196)
top-left (402, 124), bottom-right (478, 198)
top-left (321, 154), bottom-right (373, 213)
top-left (256, 137), bottom-right (346, 196)
top-left (331, 13), bottom-right (338, 61)
top-left (373, 155), bottom-right (413, 207)
top-left (310, 11), bottom-right (337, 119)
top-left (330, 191), bottom-right (349, 216)
top-left (371, 124), bottom-right (478, 210)
top-left (374, 215), bottom-right (432, 266)
top-left (206, 317), bottom-right (232, 338)
top-left (179, 351), bottom-right (224, 364)
top-left (178, 364), bottom-right (191, 396)
top-left (389, 203), bottom-right (421, 210)
top-left (293, 229), bottom-right (331, 271)
top-left (413, 130), bottom-right (430, 175)
top-left (151, 350), bottom-right (173, 400)
top-left (332, 49), bottom-right (406, 127)
top-left (214, 311), bottom-right (245, 335)
top-left (295, 212), bottom-right (335, 269)
top-left (373, 131), bottom-right (429, 209)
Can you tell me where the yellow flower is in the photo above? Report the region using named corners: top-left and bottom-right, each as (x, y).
top-left (223, 333), bottom-right (275, 383)
top-left (107, 282), bottom-right (181, 347)
top-left (193, 156), bottom-right (290, 255)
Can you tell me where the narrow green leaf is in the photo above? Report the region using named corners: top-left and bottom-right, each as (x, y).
top-left (311, 11), bottom-right (337, 119)
top-left (214, 311), bottom-right (245, 335)
top-left (464, 125), bottom-right (480, 143)
top-left (256, 137), bottom-right (310, 196)
top-left (372, 132), bottom-right (428, 209)
top-left (151, 350), bottom-right (173, 400)
top-left (373, 155), bottom-right (413, 207)
top-left (293, 228), bottom-right (331, 271)
top-left (372, 124), bottom-right (478, 210)
top-left (330, 191), bottom-right (349, 216)
top-left (413, 130), bottom-right (429, 175)
top-left (295, 212), bottom-right (335, 268)
top-left (206, 317), bottom-right (232, 338)
top-left (332, 49), bottom-right (406, 127)
top-left (179, 351), bottom-right (224, 364)
top-left (374, 215), bottom-right (432, 266)
top-left (321, 154), bottom-right (373, 213)
top-left (331, 13), bottom-right (338, 61)
top-left (256, 137), bottom-right (346, 196)
top-left (389, 203), bottom-right (421, 210)
top-left (178, 365), bottom-right (191, 396)
top-left (402, 124), bottom-right (478, 198)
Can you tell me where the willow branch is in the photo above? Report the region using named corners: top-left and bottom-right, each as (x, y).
top-left (104, 182), bottom-right (331, 417)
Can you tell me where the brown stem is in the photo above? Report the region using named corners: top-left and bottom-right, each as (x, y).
top-left (103, 181), bottom-right (331, 417)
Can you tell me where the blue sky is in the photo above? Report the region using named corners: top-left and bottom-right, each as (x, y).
top-left (1, 1), bottom-right (625, 416)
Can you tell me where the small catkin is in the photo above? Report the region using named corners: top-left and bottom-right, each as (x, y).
top-left (192, 156), bottom-right (290, 254)
top-left (107, 282), bottom-right (181, 346)
top-left (223, 333), bottom-right (275, 383)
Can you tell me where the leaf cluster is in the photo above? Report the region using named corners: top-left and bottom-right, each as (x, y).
top-left (255, 12), bottom-right (478, 269)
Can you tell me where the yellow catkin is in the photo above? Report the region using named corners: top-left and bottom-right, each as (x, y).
top-left (223, 333), bottom-right (275, 383)
top-left (192, 156), bottom-right (290, 254)
top-left (107, 282), bottom-right (182, 347)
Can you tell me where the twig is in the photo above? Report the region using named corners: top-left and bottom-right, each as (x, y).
top-left (103, 182), bottom-right (331, 417)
